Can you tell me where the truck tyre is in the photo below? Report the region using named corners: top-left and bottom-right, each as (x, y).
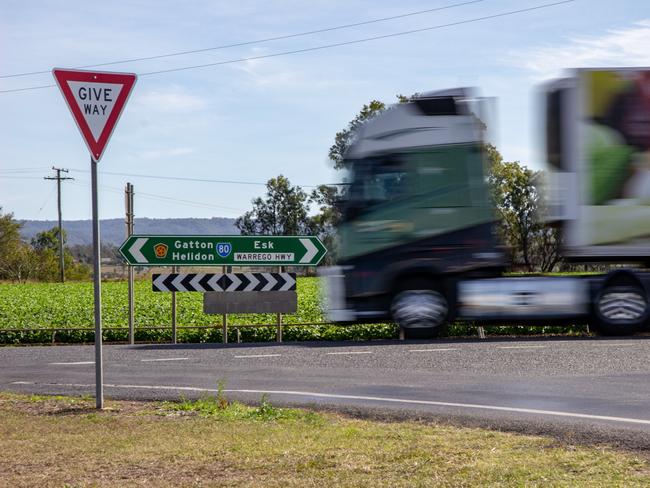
top-left (391, 288), bottom-right (448, 339)
top-left (592, 284), bottom-right (647, 336)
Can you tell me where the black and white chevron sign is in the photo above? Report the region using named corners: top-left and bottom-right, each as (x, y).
top-left (152, 272), bottom-right (296, 292)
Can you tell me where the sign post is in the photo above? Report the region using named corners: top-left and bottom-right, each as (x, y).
top-left (124, 183), bottom-right (135, 345)
top-left (171, 265), bottom-right (178, 344)
top-left (53, 68), bottom-right (136, 409)
top-left (119, 235), bottom-right (327, 267)
top-left (221, 265), bottom-right (227, 343)
top-left (90, 158), bottom-right (103, 408)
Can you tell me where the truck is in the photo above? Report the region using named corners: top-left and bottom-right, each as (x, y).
top-left (322, 68), bottom-right (650, 338)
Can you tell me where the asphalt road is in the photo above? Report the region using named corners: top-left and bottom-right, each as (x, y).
top-left (2, 336), bottom-right (650, 449)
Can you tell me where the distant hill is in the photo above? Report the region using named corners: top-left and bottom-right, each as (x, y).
top-left (19, 217), bottom-right (239, 246)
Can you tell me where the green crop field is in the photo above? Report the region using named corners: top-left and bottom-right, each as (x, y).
top-left (0, 277), bottom-right (590, 344)
top-left (0, 278), bottom-right (399, 344)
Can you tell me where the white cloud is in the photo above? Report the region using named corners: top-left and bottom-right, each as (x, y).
top-left (230, 47), bottom-right (354, 91)
top-left (133, 86), bottom-right (208, 113)
top-left (514, 20), bottom-right (650, 80)
top-left (231, 47), bottom-right (297, 87)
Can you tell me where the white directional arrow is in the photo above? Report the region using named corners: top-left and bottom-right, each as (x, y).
top-left (299, 238), bottom-right (318, 264)
top-left (207, 274), bottom-right (222, 292)
top-left (243, 273), bottom-right (259, 291)
top-left (171, 274), bottom-right (186, 292)
top-left (226, 274), bottom-right (242, 292)
top-left (279, 273), bottom-right (295, 291)
top-left (190, 273), bottom-right (206, 292)
top-left (262, 273), bottom-right (277, 291)
top-left (130, 237), bottom-right (148, 264)
top-left (153, 274), bottom-right (167, 291)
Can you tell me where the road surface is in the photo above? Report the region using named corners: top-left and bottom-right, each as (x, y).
top-left (1, 336), bottom-right (649, 449)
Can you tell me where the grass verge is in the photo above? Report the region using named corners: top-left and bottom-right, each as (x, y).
top-left (0, 392), bottom-right (648, 487)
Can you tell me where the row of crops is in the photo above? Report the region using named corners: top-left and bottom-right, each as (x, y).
top-left (0, 278), bottom-right (589, 344)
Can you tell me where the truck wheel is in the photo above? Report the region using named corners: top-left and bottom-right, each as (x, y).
top-left (391, 289), bottom-right (448, 339)
top-left (592, 284), bottom-right (647, 336)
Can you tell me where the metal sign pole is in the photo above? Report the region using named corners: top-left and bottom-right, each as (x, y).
top-left (171, 265), bottom-right (177, 344)
top-left (91, 158), bottom-right (104, 409)
top-left (125, 183), bottom-right (135, 345)
top-left (221, 265), bottom-right (228, 343)
top-left (276, 265), bottom-right (283, 342)
top-left (52, 68), bottom-right (136, 411)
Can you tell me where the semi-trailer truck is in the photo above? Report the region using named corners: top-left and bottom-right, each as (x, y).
top-left (322, 68), bottom-right (650, 338)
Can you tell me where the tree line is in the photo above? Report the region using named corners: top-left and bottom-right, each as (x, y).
top-left (0, 213), bottom-right (91, 282)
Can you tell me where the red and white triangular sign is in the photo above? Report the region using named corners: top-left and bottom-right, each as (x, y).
top-left (53, 68), bottom-right (137, 162)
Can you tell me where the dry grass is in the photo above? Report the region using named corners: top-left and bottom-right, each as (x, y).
top-left (0, 392), bottom-right (648, 487)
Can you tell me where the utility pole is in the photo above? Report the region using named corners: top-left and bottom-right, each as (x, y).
top-left (44, 167), bottom-right (74, 282)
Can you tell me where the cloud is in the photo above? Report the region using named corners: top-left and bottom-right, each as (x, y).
top-left (231, 47), bottom-right (296, 87)
top-left (230, 47), bottom-right (355, 91)
top-left (133, 86), bottom-right (208, 113)
top-left (514, 20), bottom-right (650, 80)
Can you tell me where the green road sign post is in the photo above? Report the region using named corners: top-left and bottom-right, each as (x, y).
top-left (119, 235), bottom-right (327, 266)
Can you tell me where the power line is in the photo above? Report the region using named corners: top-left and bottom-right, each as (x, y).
top-left (0, 176), bottom-right (46, 180)
top-left (139, 190), bottom-right (246, 212)
top-left (4, 167), bottom-right (329, 189)
top-left (0, 0), bottom-right (576, 94)
top-left (0, 0), bottom-right (485, 79)
top-left (140, 0), bottom-right (576, 76)
top-left (67, 167), bottom-right (317, 188)
top-left (37, 186), bottom-right (57, 214)
top-left (69, 178), bottom-right (245, 212)
top-left (72, 181), bottom-right (242, 212)
top-left (0, 166), bottom-right (50, 172)
top-left (1, 167), bottom-right (48, 170)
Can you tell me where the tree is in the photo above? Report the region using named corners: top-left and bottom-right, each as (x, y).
top-left (0, 209), bottom-right (21, 252)
top-left (308, 184), bottom-right (344, 265)
top-left (31, 227), bottom-right (65, 252)
top-left (328, 95), bottom-right (413, 170)
top-left (29, 227), bottom-right (91, 281)
top-left (0, 209), bottom-right (35, 282)
top-left (0, 209), bottom-right (91, 282)
top-left (30, 228), bottom-right (64, 281)
top-left (236, 175), bottom-right (312, 236)
top-left (485, 145), bottom-right (562, 272)
top-left (328, 100), bottom-right (386, 170)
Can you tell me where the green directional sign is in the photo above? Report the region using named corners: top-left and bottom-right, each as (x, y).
top-left (119, 235), bottom-right (327, 266)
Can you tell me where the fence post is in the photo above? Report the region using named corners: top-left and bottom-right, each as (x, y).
top-left (276, 265), bottom-right (283, 342)
top-left (477, 325), bottom-right (486, 339)
top-left (221, 265), bottom-right (228, 343)
top-left (171, 265), bottom-right (178, 344)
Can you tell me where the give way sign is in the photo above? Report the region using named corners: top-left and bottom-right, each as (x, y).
top-left (52, 68), bottom-right (137, 162)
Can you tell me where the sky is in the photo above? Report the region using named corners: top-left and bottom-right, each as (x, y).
top-left (2, 0), bottom-right (650, 222)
